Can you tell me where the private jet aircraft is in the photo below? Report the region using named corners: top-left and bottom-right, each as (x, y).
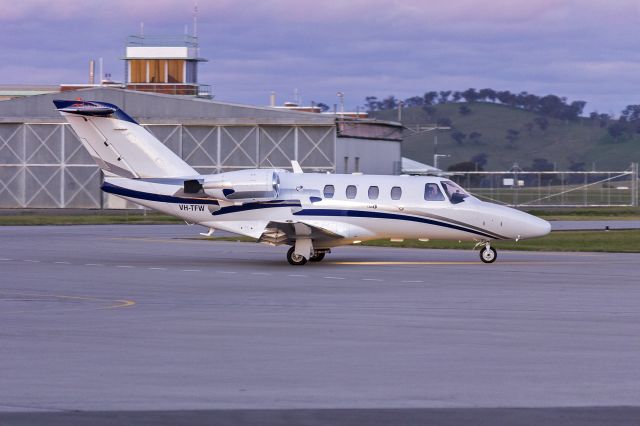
top-left (54, 100), bottom-right (551, 265)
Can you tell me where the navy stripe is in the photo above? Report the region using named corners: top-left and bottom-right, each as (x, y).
top-left (101, 182), bottom-right (219, 205)
top-left (212, 201), bottom-right (302, 215)
top-left (54, 100), bottom-right (139, 124)
top-left (293, 208), bottom-right (501, 240)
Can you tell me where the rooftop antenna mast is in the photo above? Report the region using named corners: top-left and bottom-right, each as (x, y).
top-left (193, 3), bottom-right (198, 38)
top-left (193, 2), bottom-right (199, 59)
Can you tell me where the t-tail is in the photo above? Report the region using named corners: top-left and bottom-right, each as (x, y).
top-left (53, 100), bottom-right (196, 178)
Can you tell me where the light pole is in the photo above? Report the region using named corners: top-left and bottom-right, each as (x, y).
top-left (336, 92), bottom-right (344, 115)
top-left (403, 125), bottom-right (451, 170)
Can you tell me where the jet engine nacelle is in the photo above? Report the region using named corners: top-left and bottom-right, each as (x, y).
top-left (185, 169), bottom-right (280, 201)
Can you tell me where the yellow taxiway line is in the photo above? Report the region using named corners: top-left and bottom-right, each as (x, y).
top-left (329, 260), bottom-right (586, 266)
top-left (0, 291), bottom-right (136, 314)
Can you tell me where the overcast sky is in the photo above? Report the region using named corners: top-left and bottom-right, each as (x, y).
top-left (1, 0), bottom-right (639, 115)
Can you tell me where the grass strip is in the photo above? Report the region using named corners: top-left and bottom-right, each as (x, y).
top-left (526, 207), bottom-right (640, 221)
top-left (204, 230), bottom-right (640, 253)
top-left (0, 213), bottom-right (180, 226)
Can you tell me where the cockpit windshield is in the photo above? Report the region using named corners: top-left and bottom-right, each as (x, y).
top-left (441, 180), bottom-right (470, 203)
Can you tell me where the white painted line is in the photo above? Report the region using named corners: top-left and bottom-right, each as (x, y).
top-left (148, 267), bottom-right (167, 270)
top-left (288, 274), bottom-right (307, 277)
top-left (219, 271), bottom-right (237, 274)
top-left (85, 263), bottom-right (102, 266)
top-left (182, 269), bottom-right (201, 272)
top-left (23, 260), bottom-right (40, 263)
top-left (362, 278), bottom-right (383, 282)
top-left (116, 265), bottom-right (134, 268)
top-left (402, 280), bottom-right (424, 283)
top-left (54, 261), bottom-right (71, 265)
top-left (251, 272), bottom-right (271, 275)
top-left (323, 276), bottom-right (345, 280)
top-left (0, 258), bottom-right (12, 261)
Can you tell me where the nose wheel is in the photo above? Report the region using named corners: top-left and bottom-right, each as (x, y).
top-left (480, 245), bottom-right (497, 263)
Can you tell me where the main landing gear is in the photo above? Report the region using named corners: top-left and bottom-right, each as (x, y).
top-left (287, 247), bottom-right (307, 265)
top-left (309, 252), bottom-right (325, 262)
top-left (479, 243), bottom-right (497, 264)
top-left (286, 246), bottom-right (329, 265)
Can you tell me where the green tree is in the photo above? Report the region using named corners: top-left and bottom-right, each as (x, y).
top-left (438, 91), bottom-right (452, 103)
top-left (452, 131), bottom-right (467, 145)
top-left (505, 129), bottom-right (520, 145)
top-left (364, 96), bottom-right (381, 112)
top-left (461, 88), bottom-right (480, 103)
top-left (423, 91), bottom-right (438, 105)
top-left (458, 105), bottom-right (472, 116)
top-left (471, 152), bottom-right (488, 167)
top-left (533, 116), bottom-right (549, 132)
top-left (469, 131), bottom-right (482, 144)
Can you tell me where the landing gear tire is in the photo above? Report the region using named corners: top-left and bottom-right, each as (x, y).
top-left (480, 246), bottom-right (497, 264)
top-left (287, 247), bottom-right (308, 266)
top-left (309, 252), bottom-right (325, 262)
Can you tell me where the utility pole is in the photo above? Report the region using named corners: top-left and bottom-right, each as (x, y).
top-left (403, 125), bottom-right (451, 170)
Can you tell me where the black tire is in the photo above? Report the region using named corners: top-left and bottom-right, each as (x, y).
top-left (309, 252), bottom-right (325, 262)
top-left (287, 247), bottom-right (307, 265)
top-left (480, 246), bottom-right (497, 264)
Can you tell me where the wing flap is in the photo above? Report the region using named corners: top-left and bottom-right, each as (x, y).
top-left (259, 220), bottom-right (344, 246)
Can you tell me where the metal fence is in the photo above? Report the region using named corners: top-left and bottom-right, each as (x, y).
top-left (447, 163), bottom-right (639, 207)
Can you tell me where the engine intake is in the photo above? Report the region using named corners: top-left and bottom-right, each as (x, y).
top-left (183, 179), bottom-right (203, 194)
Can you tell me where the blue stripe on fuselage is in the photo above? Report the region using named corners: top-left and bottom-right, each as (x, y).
top-left (212, 201), bottom-right (302, 215)
top-left (293, 208), bottom-right (502, 240)
top-left (101, 182), bottom-right (219, 205)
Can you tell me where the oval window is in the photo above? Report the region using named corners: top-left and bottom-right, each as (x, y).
top-left (390, 186), bottom-right (402, 200)
top-left (323, 185), bottom-right (335, 198)
top-left (346, 185), bottom-right (357, 199)
top-left (368, 186), bottom-right (379, 200)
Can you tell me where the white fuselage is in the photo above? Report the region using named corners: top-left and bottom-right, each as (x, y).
top-left (103, 171), bottom-right (551, 248)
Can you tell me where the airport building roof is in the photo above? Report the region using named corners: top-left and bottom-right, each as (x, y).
top-left (0, 87), bottom-right (338, 126)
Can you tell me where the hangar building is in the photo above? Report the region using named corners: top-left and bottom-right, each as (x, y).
top-left (0, 87), bottom-right (402, 208)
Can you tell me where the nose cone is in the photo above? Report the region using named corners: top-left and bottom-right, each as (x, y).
top-left (523, 215), bottom-right (552, 239)
top-left (487, 204), bottom-right (551, 240)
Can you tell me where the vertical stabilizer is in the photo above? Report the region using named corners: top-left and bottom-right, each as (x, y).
top-left (54, 100), bottom-right (197, 178)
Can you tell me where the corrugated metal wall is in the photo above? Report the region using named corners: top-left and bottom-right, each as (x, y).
top-left (0, 122), bottom-right (335, 208)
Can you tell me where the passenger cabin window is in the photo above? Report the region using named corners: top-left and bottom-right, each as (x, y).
top-left (424, 183), bottom-right (445, 201)
top-left (368, 186), bottom-right (379, 200)
top-left (346, 185), bottom-right (357, 199)
top-left (323, 185), bottom-right (335, 198)
top-left (390, 186), bottom-right (402, 200)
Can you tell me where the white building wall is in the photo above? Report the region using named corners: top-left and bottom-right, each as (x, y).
top-left (336, 137), bottom-right (401, 175)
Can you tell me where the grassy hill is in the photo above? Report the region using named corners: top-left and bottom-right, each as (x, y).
top-left (371, 102), bottom-right (640, 171)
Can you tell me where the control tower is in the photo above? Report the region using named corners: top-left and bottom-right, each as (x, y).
top-left (124, 35), bottom-right (210, 98)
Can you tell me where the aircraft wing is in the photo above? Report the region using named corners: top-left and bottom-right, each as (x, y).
top-left (259, 220), bottom-right (345, 246)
